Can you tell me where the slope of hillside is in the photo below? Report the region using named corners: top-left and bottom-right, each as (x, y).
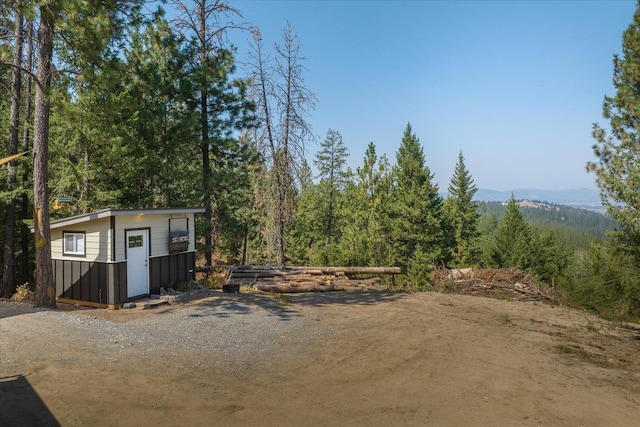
top-left (478, 201), bottom-right (614, 240)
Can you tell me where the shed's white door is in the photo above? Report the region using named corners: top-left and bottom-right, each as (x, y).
top-left (126, 230), bottom-right (149, 298)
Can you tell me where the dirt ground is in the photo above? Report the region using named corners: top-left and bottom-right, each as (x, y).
top-left (1, 291), bottom-right (639, 426)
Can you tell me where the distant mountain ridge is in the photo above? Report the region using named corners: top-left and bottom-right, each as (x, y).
top-left (471, 188), bottom-right (602, 207)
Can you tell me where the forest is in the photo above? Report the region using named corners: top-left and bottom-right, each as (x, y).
top-left (1, 1), bottom-right (639, 320)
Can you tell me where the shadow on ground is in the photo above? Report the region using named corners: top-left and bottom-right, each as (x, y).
top-left (0, 374), bottom-right (60, 427)
top-left (182, 290), bottom-right (406, 321)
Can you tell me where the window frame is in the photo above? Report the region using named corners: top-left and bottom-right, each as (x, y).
top-left (63, 231), bottom-right (86, 257)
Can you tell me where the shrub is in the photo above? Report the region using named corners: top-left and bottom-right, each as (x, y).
top-left (11, 283), bottom-right (32, 301)
top-left (567, 242), bottom-right (640, 321)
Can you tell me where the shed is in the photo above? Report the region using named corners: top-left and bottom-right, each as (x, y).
top-left (48, 207), bottom-right (205, 309)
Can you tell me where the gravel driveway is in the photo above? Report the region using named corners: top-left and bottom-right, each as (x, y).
top-left (2, 291), bottom-right (639, 427)
top-left (1, 293), bottom-right (323, 374)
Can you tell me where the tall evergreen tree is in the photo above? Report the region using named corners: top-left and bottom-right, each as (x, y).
top-left (314, 129), bottom-right (349, 265)
top-left (485, 195), bottom-right (532, 269)
top-left (23, 1), bottom-right (144, 307)
top-left (588, 4), bottom-right (640, 262)
top-left (171, 0), bottom-right (254, 266)
top-left (285, 161), bottom-right (321, 265)
top-left (117, 16), bottom-right (197, 208)
top-left (388, 123), bottom-right (444, 274)
top-left (339, 143), bottom-right (392, 267)
top-left (584, 4), bottom-right (640, 317)
top-left (444, 150), bottom-right (480, 266)
top-left (31, 1), bottom-right (58, 307)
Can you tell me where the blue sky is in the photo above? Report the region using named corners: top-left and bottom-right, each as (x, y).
top-left (223, 0), bottom-right (636, 191)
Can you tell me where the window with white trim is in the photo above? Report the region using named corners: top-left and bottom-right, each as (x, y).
top-left (63, 232), bottom-right (85, 256)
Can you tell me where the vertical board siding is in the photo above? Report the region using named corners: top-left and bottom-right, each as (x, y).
top-left (118, 265), bottom-right (127, 303)
top-left (71, 261), bottom-right (81, 300)
top-left (90, 264), bottom-right (100, 303)
top-left (53, 260), bottom-right (63, 298)
top-left (107, 264), bottom-right (118, 305)
top-left (52, 260), bottom-right (112, 304)
top-left (149, 252), bottom-right (196, 294)
top-left (53, 253), bottom-right (196, 305)
top-left (169, 255), bottom-right (178, 285)
top-left (150, 259), bottom-right (162, 295)
top-left (80, 262), bottom-right (90, 301)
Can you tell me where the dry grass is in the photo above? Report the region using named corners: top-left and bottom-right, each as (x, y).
top-left (10, 283), bottom-right (31, 302)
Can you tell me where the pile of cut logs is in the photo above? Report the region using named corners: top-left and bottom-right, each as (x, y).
top-left (225, 265), bottom-right (401, 293)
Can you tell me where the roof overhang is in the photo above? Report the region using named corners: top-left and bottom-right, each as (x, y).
top-left (47, 208), bottom-right (206, 230)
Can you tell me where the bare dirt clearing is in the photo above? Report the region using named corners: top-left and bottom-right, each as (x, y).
top-left (1, 291), bottom-right (639, 426)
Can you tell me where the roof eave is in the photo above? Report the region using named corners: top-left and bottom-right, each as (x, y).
top-left (47, 207), bottom-right (205, 230)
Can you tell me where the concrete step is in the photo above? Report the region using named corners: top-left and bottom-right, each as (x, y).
top-left (124, 298), bottom-right (168, 310)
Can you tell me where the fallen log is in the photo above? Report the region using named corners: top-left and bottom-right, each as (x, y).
top-left (255, 283), bottom-right (343, 293)
top-left (195, 265), bottom-right (231, 273)
top-left (230, 271), bottom-right (318, 279)
top-left (232, 265), bottom-right (400, 275)
top-left (333, 277), bottom-right (381, 286)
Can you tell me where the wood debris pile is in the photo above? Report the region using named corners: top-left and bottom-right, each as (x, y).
top-left (226, 265), bottom-right (401, 293)
top-left (432, 268), bottom-right (565, 305)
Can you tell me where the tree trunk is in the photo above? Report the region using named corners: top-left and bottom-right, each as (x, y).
top-left (196, 1), bottom-right (213, 267)
top-left (32, 4), bottom-right (56, 308)
top-left (20, 16), bottom-right (35, 287)
top-left (242, 222), bottom-right (249, 265)
top-left (276, 175), bottom-right (286, 265)
top-left (80, 148), bottom-right (90, 212)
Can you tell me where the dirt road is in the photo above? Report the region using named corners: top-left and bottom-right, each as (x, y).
top-left (1, 291), bottom-right (639, 426)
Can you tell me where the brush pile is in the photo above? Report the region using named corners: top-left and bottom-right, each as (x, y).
top-left (432, 268), bottom-right (565, 304)
top-left (225, 265), bottom-right (401, 293)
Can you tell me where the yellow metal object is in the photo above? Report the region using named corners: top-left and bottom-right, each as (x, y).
top-left (0, 150), bottom-right (31, 166)
top-left (53, 197), bottom-right (71, 210)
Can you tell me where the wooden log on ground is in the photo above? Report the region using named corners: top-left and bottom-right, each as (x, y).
top-left (195, 265), bottom-right (232, 273)
top-left (199, 265), bottom-right (400, 275)
top-left (232, 265), bottom-right (400, 275)
top-left (332, 267), bottom-right (400, 276)
top-left (254, 283), bottom-right (344, 293)
top-left (230, 270), bottom-right (315, 279)
top-left (334, 277), bottom-right (381, 286)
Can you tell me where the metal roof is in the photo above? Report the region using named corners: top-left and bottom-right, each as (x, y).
top-left (48, 208), bottom-right (205, 230)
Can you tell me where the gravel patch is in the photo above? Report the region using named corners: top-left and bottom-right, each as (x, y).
top-left (0, 294), bottom-right (325, 374)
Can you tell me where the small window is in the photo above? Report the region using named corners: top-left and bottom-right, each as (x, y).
top-left (63, 232), bottom-right (85, 256)
top-left (128, 235), bottom-right (143, 248)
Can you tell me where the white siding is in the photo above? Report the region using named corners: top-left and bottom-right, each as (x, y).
top-left (51, 217), bottom-right (111, 262)
top-left (114, 213), bottom-right (196, 261)
top-left (50, 211), bottom-right (197, 263)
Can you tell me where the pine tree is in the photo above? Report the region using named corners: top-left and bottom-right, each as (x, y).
top-left (28, 1), bottom-right (144, 307)
top-left (444, 151), bottom-right (480, 266)
top-left (389, 123), bottom-right (444, 273)
top-left (286, 161), bottom-right (322, 265)
top-left (313, 129), bottom-right (349, 265)
top-left (588, 4), bottom-right (640, 262)
top-left (486, 195), bottom-right (532, 269)
top-left (584, 4), bottom-right (640, 317)
top-left (527, 230), bottom-right (569, 284)
top-left (171, 0), bottom-right (254, 266)
top-left (338, 143), bottom-right (392, 267)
